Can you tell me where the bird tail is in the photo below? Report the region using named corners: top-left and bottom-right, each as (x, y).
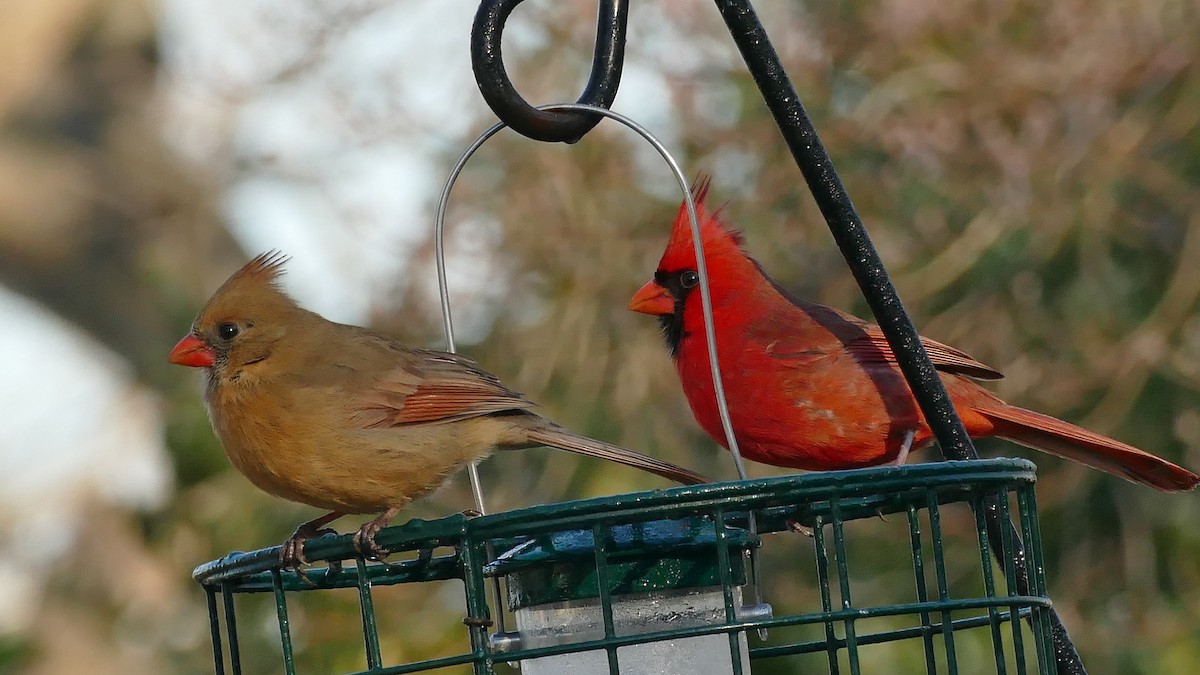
top-left (976, 405), bottom-right (1199, 492)
top-left (524, 426), bottom-right (709, 486)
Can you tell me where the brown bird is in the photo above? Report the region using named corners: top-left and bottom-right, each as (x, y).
top-left (170, 252), bottom-right (706, 565)
top-left (629, 177), bottom-right (1199, 492)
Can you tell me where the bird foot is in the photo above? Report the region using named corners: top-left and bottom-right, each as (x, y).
top-left (281, 515), bottom-right (346, 586)
top-left (786, 519), bottom-right (815, 537)
top-left (353, 523), bottom-right (389, 561)
top-left (353, 506), bottom-right (403, 561)
top-left (281, 522), bottom-right (340, 569)
top-left (461, 508), bottom-right (483, 518)
top-left (281, 527), bottom-right (335, 569)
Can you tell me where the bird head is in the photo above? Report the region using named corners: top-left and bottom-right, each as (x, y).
top-left (628, 174), bottom-right (747, 316)
top-left (628, 175), bottom-right (748, 354)
top-left (169, 251), bottom-right (297, 379)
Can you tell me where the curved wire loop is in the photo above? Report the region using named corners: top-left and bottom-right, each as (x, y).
top-left (435, 103), bottom-right (748, 489)
top-left (434, 103), bottom-right (768, 627)
top-left (471, 0), bottom-right (628, 144)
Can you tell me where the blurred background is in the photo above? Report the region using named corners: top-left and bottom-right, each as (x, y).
top-left (2, 0), bottom-right (1198, 672)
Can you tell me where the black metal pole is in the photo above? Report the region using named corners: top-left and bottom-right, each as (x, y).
top-left (713, 0), bottom-right (973, 459)
top-left (710, 2), bottom-right (1086, 673)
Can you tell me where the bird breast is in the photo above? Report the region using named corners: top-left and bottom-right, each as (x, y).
top-left (205, 378), bottom-right (501, 513)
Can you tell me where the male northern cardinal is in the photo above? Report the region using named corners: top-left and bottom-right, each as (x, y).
top-left (628, 177), bottom-right (1199, 491)
top-left (170, 252), bottom-right (707, 564)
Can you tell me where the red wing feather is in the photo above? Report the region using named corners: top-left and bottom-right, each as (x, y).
top-left (353, 352), bottom-right (533, 428)
top-left (846, 327), bottom-right (1003, 381)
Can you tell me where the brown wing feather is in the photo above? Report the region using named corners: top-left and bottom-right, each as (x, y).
top-left (846, 327), bottom-right (1003, 380)
top-left (354, 349), bottom-right (534, 428)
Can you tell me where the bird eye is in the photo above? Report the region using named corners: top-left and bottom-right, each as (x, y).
top-left (680, 270), bottom-right (700, 288)
top-left (217, 323), bottom-right (239, 340)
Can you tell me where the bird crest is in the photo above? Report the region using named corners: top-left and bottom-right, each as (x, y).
top-left (209, 250), bottom-right (290, 299)
top-left (197, 250), bottom-right (295, 325)
top-left (660, 174), bottom-right (745, 271)
top-left (227, 250), bottom-right (289, 288)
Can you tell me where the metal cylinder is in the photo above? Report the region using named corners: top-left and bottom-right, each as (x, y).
top-left (487, 517), bottom-right (764, 674)
top-left (513, 587), bottom-right (751, 675)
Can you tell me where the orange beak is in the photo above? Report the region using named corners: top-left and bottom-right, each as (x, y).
top-left (168, 334), bottom-right (217, 368)
top-left (628, 280), bottom-right (675, 316)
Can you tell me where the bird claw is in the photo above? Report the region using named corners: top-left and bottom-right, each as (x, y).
top-left (350, 506), bottom-right (404, 562)
top-left (353, 522), bottom-right (390, 561)
top-left (786, 519), bottom-right (815, 537)
top-left (280, 525), bottom-right (345, 586)
top-left (290, 557), bottom-right (343, 587)
top-left (461, 508), bottom-right (483, 518)
top-left (280, 525), bottom-right (338, 569)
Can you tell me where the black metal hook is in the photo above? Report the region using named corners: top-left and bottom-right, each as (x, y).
top-left (471, 0), bottom-right (628, 144)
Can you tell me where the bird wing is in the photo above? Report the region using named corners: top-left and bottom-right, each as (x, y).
top-left (844, 326), bottom-right (1003, 381)
top-left (352, 349), bottom-right (535, 428)
top-left (761, 290), bottom-right (1002, 380)
top-left (754, 311), bottom-right (1002, 380)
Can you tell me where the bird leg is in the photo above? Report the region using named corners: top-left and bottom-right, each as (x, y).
top-left (353, 505), bottom-right (405, 561)
top-left (870, 430), bottom-right (919, 525)
top-left (891, 429), bottom-right (916, 467)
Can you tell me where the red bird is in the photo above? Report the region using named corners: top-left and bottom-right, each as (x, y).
top-left (628, 177), bottom-right (1199, 491)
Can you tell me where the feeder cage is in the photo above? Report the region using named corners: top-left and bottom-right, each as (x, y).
top-left (194, 458), bottom-right (1055, 674)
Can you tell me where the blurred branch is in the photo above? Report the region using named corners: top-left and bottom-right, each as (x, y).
top-left (0, 0), bottom-right (96, 125)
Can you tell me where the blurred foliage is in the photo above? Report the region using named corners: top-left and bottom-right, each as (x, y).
top-left (2, 0), bottom-right (1199, 673)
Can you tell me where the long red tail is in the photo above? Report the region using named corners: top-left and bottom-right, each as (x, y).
top-left (976, 405), bottom-right (1199, 491)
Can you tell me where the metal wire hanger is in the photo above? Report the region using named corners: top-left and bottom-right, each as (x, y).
top-left (433, 102), bottom-right (768, 635)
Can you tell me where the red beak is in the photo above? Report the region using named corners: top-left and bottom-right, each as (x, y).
top-left (628, 280), bottom-right (675, 316)
top-left (168, 334), bottom-right (217, 368)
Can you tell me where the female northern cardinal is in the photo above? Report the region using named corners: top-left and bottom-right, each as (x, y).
top-left (629, 177), bottom-right (1198, 491)
top-left (170, 252), bottom-right (707, 564)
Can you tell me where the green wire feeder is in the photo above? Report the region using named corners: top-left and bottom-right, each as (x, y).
top-left (194, 458), bottom-right (1056, 675)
